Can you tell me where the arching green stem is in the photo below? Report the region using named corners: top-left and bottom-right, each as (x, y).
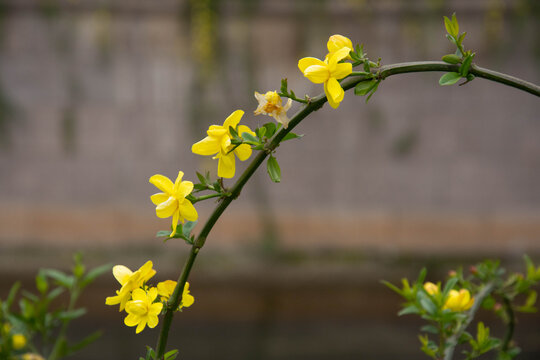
top-left (154, 61), bottom-right (539, 359)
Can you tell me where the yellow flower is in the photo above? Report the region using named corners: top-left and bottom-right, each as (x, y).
top-left (254, 91), bottom-right (293, 128)
top-left (192, 110), bottom-right (256, 178)
top-left (444, 289), bottom-right (474, 312)
top-left (423, 282), bottom-right (440, 296)
top-left (157, 280), bottom-right (195, 309)
top-left (298, 47), bottom-right (352, 109)
top-left (12, 333), bottom-right (27, 350)
top-left (105, 260), bottom-right (156, 311)
top-left (21, 354), bottom-right (45, 360)
top-left (124, 287), bottom-right (163, 334)
top-left (326, 34), bottom-right (353, 60)
top-left (149, 171), bottom-right (198, 236)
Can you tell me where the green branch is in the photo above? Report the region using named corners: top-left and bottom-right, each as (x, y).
top-left (154, 61), bottom-right (539, 359)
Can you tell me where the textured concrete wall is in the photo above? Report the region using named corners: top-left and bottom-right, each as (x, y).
top-left (0, 0), bottom-right (539, 254)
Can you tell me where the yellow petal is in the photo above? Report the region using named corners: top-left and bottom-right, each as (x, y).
top-left (331, 62), bottom-right (352, 80)
top-left (171, 210), bottom-right (180, 236)
top-left (157, 280), bottom-right (177, 298)
top-left (328, 47), bottom-right (351, 68)
top-left (303, 65), bottom-right (330, 84)
top-left (234, 143), bottom-right (252, 161)
top-left (298, 57), bottom-right (326, 73)
top-left (131, 288), bottom-right (147, 302)
top-left (149, 302), bottom-right (164, 316)
top-left (105, 294), bottom-right (120, 305)
top-left (178, 200), bottom-right (198, 221)
top-left (207, 126), bottom-right (227, 137)
top-left (223, 110), bottom-right (244, 130)
top-left (156, 197), bottom-right (177, 218)
top-left (176, 180), bottom-right (194, 199)
top-left (173, 171), bottom-right (184, 192)
top-left (327, 34), bottom-right (353, 54)
top-left (147, 313), bottom-right (160, 328)
top-left (150, 193), bottom-right (169, 206)
top-left (182, 293), bottom-right (195, 308)
top-left (149, 174), bottom-right (174, 194)
top-left (124, 313), bottom-right (139, 327)
top-left (237, 125), bottom-right (255, 137)
top-left (147, 287), bottom-right (159, 302)
top-left (218, 152), bottom-right (235, 178)
top-left (112, 265), bottom-right (133, 285)
top-left (220, 135), bottom-right (231, 153)
top-left (192, 136), bottom-right (221, 156)
top-left (135, 319), bottom-right (147, 333)
top-left (324, 78), bottom-right (344, 109)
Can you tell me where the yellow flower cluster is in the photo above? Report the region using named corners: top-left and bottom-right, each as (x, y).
top-left (298, 34), bottom-right (354, 108)
top-left (423, 282), bottom-right (475, 312)
top-left (106, 261), bottom-right (194, 333)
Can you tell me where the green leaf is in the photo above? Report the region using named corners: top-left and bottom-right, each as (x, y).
top-left (398, 304), bottom-right (420, 316)
top-left (256, 126), bottom-right (266, 139)
top-left (81, 264), bottom-right (112, 288)
top-left (381, 280), bottom-right (404, 297)
top-left (442, 54), bottom-right (461, 64)
top-left (67, 331), bottom-right (102, 355)
top-left (46, 287), bottom-right (65, 302)
top-left (280, 78), bottom-right (288, 94)
top-left (157, 230), bottom-right (172, 238)
top-left (41, 269), bottom-right (74, 289)
top-left (164, 349), bottom-right (179, 360)
top-left (444, 15), bottom-right (456, 37)
top-left (451, 13), bottom-right (459, 35)
top-left (282, 132), bottom-right (303, 142)
top-left (182, 220), bottom-right (197, 238)
top-left (263, 122), bottom-right (277, 138)
top-left (457, 32), bottom-right (467, 46)
top-left (196, 172), bottom-right (206, 185)
top-left (241, 131), bottom-right (260, 145)
top-left (365, 81), bottom-right (380, 102)
top-left (416, 268), bottom-right (428, 285)
top-left (36, 272), bottom-right (49, 294)
top-left (354, 80), bottom-right (378, 96)
top-left (420, 325), bottom-right (439, 334)
top-left (442, 277), bottom-right (458, 299)
top-left (4, 282), bottom-right (21, 310)
top-left (267, 155), bottom-right (281, 183)
top-left (417, 292), bottom-right (437, 315)
top-left (439, 72), bottom-right (462, 86)
top-left (58, 308), bottom-right (87, 320)
top-left (460, 53), bottom-right (475, 76)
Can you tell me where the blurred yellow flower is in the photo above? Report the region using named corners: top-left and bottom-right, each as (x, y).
top-left (326, 34), bottom-right (353, 60)
top-left (21, 354), bottom-right (45, 360)
top-left (298, 47), bottom-right (352, 109)
top-left (254, 91), bottom-right (293, 128)
top-left (150, 171), bottom-right (198, 236)
top-left (192, 110), bottom-right (256, 178)
top-left (444, 289), bottom-right (474, 312)
top-left (423, 282), bottom-right (440, 296)
top-left (105, 260), bottom-right (156, 311)
top-left (124, 288), bottom-right (163, 334)
top-left (157, 280), bottom-right (195, 309)
top-left (12, 333), bottom-right (27, 350)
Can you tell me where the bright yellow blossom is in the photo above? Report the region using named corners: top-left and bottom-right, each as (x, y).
top-left (105, 260), bottom-right (156, 311)
top-left (12, 334), bottom-right (27, 350)
top-left (150, 171), bottom-right (198, 237)
top-left (298, 47), bottom-right (352, 109)
top-left (124, 288), bottom-right (163, 334)
top-left (423, 282), bottom-right (440, 296)
top-left (254, 91), bottom-right (293, 128)
top-left (326, 34), bottom-right (353, 60)
top-left (157, 280), bottom-right (195, 309)
top-left (192, 110), bottom-right (256, 178)
top-left (22, 354), bottom-right (45, 360)
top-left (444, 289), bottom-right (474, 312)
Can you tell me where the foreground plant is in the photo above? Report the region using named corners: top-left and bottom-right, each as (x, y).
top-left (384, 256), bottom-right (540, 360)
top-left (104, 12), bottom-right (539, 359)
top-left (0, 254), bottom-right (109, 360)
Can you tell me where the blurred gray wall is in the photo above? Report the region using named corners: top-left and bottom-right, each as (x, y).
top-left (0, 0), bottom-right (539, 258)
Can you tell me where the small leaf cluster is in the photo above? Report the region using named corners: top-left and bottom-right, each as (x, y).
top-left (384, 256), bottom-right (540, 360)
top-left (0, 254), bottom-right (110, 360)
top-left (351, 44), bottom-right (381, 102)
top-left (278, 78), bottom-right (309, 104)
top-left (157, 220), bottom-right (197, 245)
top-left (140, 346), bottom-right (178, 360)
top-left (439, 13), bottom-right (476, 86)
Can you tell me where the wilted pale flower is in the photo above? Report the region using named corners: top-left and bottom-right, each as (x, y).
top-left (150, 171), bottom-right (198, 236)
top-left (105, 260), bottom-right (156, 311)
top-left (444, 289), bottom-right (474, 312)
top-left (124, 288), bottom-right (163, 334)
top-left (157, 280), bottom-right (195, 309)
top-left (254, 91), bottom-right (293, 128)
top-left (298, 47), bottom-right (352, 109)
top-left (192, 110), bottom-right (256, 178)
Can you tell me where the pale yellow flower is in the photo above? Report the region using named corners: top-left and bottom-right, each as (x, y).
top-left (298, 47), bottom-right (352, 109)
top-left (254, 91), bottom-right (293, 128)
top-left (124, 287), bottom-right (163, 334)
top-left (105, 260), bottom-right (156, 311)
top-left (150, 171), bottom-right (198, 236)
top-left (157, 280), bottom-right (195, 309)
top-left (12, 333), bottom-right (27, 350)
top-left (423, 282), bottom-right (440, 296)
top-left (444, 289), bottom-right (474, 312)
top-left (326, 34), bottom-right (353, 60)
top-left (192, 110), bottom-right (256, 178)
top-left (21, 354), bottom-right (45, 360)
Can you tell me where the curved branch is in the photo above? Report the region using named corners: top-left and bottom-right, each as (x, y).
top-left (154, 61), bottom-right (539, 359)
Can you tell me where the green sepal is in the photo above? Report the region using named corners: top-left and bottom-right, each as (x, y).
top-left (241, 132), bottom-right (260, 145)
top-left (267, 155), bottom-right (281, 183)
top-left (282, 132), bottom-right (303, 142)
top-left (439, 72), bottom-right (462, 86)
top-left (164, 349), bottom-right (179, 360)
